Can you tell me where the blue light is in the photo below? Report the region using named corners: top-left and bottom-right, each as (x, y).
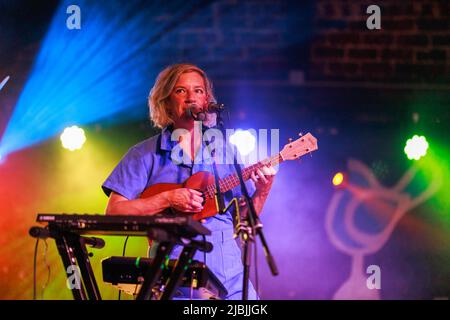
top-left (0, 0), bottom-right (206, 157)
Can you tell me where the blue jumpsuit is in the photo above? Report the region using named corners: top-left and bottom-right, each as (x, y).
top-left (102, 126), bottom-right (258, 300)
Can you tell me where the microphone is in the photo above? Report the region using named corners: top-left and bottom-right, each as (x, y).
top-left (187, 102), bottom-right (225, 121)
top-left (206, 102), bottom-right (225, 112)
top-left (80, 236), bottom-right (105, 249)
top-left (29, 226), bottom-right (50, 239)
top-left (29, 226), bottom-right (105, 249)
top-left (180, 237), bottom-right (213, 252)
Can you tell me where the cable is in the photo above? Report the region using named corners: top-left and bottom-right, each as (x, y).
top-left (202, 235), bottom-right (206, 266)
top-left (32, 238), bottom-right (39, 300)
top-left (118, 236), bottom-right (129, 300)
top-left (41, 239), bottom-right (51, 300)
top-left (122, 236), bottom-right (129, 256)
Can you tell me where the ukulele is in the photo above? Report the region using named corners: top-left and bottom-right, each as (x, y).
top-left (140, 133), bottom-right (318, 220)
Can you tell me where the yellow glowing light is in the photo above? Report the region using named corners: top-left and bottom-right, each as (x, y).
top-left (60, 126), bottom-right (86, 151)
top-left (332, 172), bottom-right (344, 186)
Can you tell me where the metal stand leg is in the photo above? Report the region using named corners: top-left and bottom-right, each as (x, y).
top-left (160, 246), bottom-right (197, 300)
top-left (72, 237), bottom-right (102, 300)
top-left (50, 226), bottom-right (102, 300)
top-left (53, 234), bottom-right (87, 300)
top-left (136, 240), bottom-right (174, 300)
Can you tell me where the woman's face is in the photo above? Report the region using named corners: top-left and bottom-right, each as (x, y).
top-left (169, 71), bottom-right (208, 121)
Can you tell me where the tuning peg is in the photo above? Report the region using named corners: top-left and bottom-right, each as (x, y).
top-left (288, 138), bottom-right (293, 143)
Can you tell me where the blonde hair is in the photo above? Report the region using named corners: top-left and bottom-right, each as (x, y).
top-left (148, 63), bottom-right (216, 129)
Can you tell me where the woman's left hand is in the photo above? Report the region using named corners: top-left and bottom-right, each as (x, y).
top-left (250, 164), bottom-right (276, 194)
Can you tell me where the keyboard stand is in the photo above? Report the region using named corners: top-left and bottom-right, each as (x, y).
top-left (49, 224), bottom-right (102, 300)
top-left (160, 245), bottom-right (198, 300)
top-left (135, 228), bottom-right (176, 300)
top-left (30, 214), bottom-right (213, 300)
top-left (137, 228), bottom-right (212, 300)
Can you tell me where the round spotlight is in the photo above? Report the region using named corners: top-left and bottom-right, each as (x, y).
top-left (332, 172), bottom-right (345, 187)
top-left (404, 135), bottom-right (428, 160)
top-left (229, 130), bottom-right (256, 156)
top-left (60, 126), bottom-right (86, 151)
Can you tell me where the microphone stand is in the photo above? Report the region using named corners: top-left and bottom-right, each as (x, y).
top-left (203, 127), bottom-right (226, 215)
top-left (192, 109), bottom-right (226, 214)
top-left (214, 106), bottom-right (279, 301)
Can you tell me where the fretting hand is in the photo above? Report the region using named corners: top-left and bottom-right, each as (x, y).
top-left (250, 164), bottom-right (276, 194)
top-left (238, 164), bottom-right (276, 213)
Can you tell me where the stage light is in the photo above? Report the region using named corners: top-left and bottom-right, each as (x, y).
top-left (332, 172), bottom-right (344, 186)
top-left (229, 130), bottom-right (256, 156)
top-left (60, 126), bottom-right (86, 151)
top-left (404, 135), bottom-right (428, 160)
top-left (0, 0), bottom-right (211, 159)
top-left (0, 75), bottom-right (10, 92)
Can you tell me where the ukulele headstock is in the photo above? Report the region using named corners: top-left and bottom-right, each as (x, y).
top-left (280, 132), bottom-right (318, 161)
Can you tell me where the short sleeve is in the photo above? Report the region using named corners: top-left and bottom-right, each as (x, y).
top-left (102, 146), bottom-right (150, 200)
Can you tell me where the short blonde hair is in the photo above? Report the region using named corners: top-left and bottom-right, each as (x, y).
top-left (148, 63), bottom-right (216, 129)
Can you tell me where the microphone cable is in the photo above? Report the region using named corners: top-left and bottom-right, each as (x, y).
top-left (32, 238), bottom-right (39, 300)
top-left (32, 229), bottom-right (52, 300)
top-left (202, 235), bottom-right (207, 266)
top-left (41, 239), bottom-right (51, 300)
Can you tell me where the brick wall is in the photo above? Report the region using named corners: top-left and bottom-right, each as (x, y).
top-left (2, 0), bottom-right (449, 106)
top-left (157, 0), bottom-right (295, 81)
top-left (154, 0), bottom-right (450, 84)
top-left (309, 0), bottom-right (450, 83)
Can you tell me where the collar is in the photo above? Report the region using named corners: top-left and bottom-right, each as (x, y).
top-left (159, 125), bottom-right (216, 164)
top-left (159, 125), bottom-right (174, 152)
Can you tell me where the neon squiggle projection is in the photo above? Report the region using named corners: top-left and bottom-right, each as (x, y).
top-left (325, 159), bottom-right (441, 299)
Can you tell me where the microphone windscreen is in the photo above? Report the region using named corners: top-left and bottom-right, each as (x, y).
top-left (29, 226), bottom-right (50, 239)
top-left (196, 112), bottom-right (207, 121)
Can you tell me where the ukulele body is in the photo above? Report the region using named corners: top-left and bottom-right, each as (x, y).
top-left (140, 171), bottom-right (219, 221)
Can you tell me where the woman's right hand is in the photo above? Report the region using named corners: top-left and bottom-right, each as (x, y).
top-left (165, 188), bottom-right (204, 213)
